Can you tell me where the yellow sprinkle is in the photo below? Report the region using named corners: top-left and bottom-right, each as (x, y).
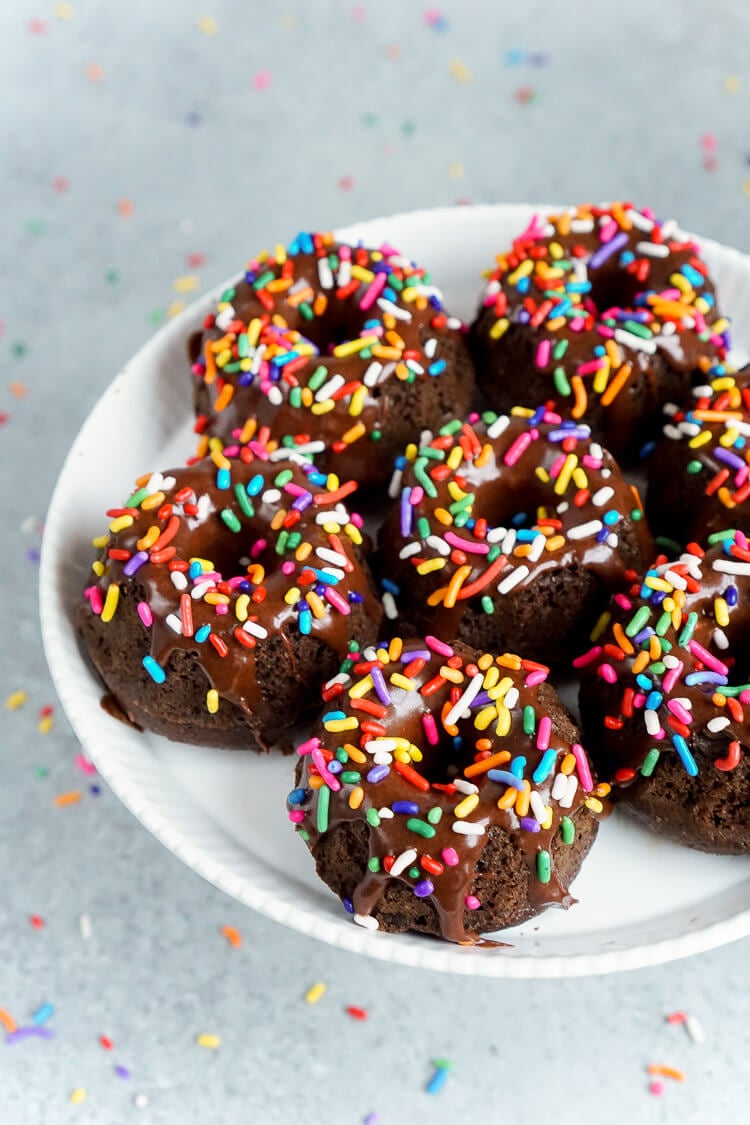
top-left (101, 583), bottom-right (120, 623)
top-left (197, 16), bottom-right (218, 35)
top-left (91, 534), bottom-right (109, 549)
top-left (5, 691), bottom-right (27, 711)
top-left (449, 59), bottom-right (472, 82)
top-left (438, 665), bottom-right (464, 685)
top-left (448, 161), bottom-right (464, 180)
top-left (454, 793), bottom-right (480, 819)
top-left (714, 597), bottom-right (730, 627)
top-left (167, 300), bottom-right (185, 319)
top-left (206, 690), bottom-right (219, 714)
top-left (416, 558), bottom-right (446, 576)
top-left (554, 454), bottom-right (577, 495)
top-left (323, 717), bottom-right (359, 733)
top-left (141, 491), bottom-right (166, 510)
top-left (487, 676), bottom-right (513, 701)
top-left (341, 422), bottom-right (366, 445)
top-left (305, 982), bottom-right (327, 1005)
top-left (284, 587), bottom-right (300, 605)
top-left (390, 673), bottom-right (416, 691)
top-left (345, 522), bottom-right (363, 546)
top-left (332, 335), bottom-right (378, 358)
top-left (495, 705), bottom-right (511, 737)
top-left (311, 399), bottom-right (336, 416)
top-left (475, 705), bottom-right (498, 731)
top-left (70, 1088), bottom-right (87, 1104)
top-left (348, 388), bottom-right (367, 417)
top-left (55, 3), bottom-right (76, 20)
top-left (489, 317), bottom-right (509, 340)
top-left (92, 561), bottom-right (105, 577)
top-left (108, 514), bottom-right (133, 533)
top-left (38, 716), bottom-right (54, 735)
top-left (585, 797), bottom-right (604, 814)
top-left (724, 75), bottom-right (741, 92)
top-left (173, 274), bottom-right (199, 293)
top-left (235, 594), bottom-right (250, 622)
top-left (349, 675), bottom-right (373, 699)
top-left (196, 1033), bottom-right (221, 1049)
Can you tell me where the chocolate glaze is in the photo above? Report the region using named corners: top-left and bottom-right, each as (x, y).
top-left (379, 411), bottom-right (654, 651)
top-left (189, 237), bottom-right (472, 487)
top-left (472, 204), bottom-right (728, 459)
top-left (578, 538), bottom-right (750, 779)
top-left (77, 458), bottom-right (382, 744)
top-left (291, 638), bottom-right (604, 943)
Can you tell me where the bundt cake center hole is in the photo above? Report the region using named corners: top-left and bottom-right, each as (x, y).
top-left (587, 262), bottom-right (643, 320)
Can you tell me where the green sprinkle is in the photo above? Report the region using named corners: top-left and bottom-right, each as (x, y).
top-left (221, 509), bottom-right (242, 533)
top-left (625, 605), bottom-right (651, 638)
top-left (35, 766), bottom-right (49, 779)
top-left (340, 770), bottom-right (361, 784)
top-left (678, 612), bottom-right (699, 646)
top-left (427, 806), bottom-right (443, 825)
top-left (105, 269), bottom-right (119, 284)
top-left (560, 817), bottom-right (575, 845)
top-left (552, 339), bottom-right (569, 359)
top-left (316, 786), bottom-right (330, 833)
top-left (308, 365), bottom-right (328, 391)
top-left (224, 361), bottom-right (242, 373)
top-left (482, 410), bottom-right (499, 425)
top-left (234, 483), bottom-right (254, 518)
top-left (274, 469), bottom-right (294, 487)
top-left (253, 270), bottom-right (274, 290)
top-left (289, 387), bottom-right (303, 409)
top-left (487, 545), bottom-right (502, 563)
top-left (523, 705), bottom-right (536, 736)
top-left (275, 530), bottom-right (289, 555)
top-left (537, 850), bottom-right (551, 884)
top-left (287, 531), bottom-right (302, 550)
top-left (366, 808), bottom-right (381, 828)
top-left (367, 856), bottom-right (381, 873)
top-left (707, 528), bottom-right (738, 544)
top-left (406, 818), bottom-right (436, 838)
top-left (481, 595), bottom-right (494, 614)
top-left (640, 748), bottom-right (660, 777)
top-left (655, 611), bottom-right (672, 637)
top-left (299, 302), bottom-right (314, 321)
top-left (433, 1058), bottom-right (452, 1070)
top-left (335, 747), bottom-right (349, 764)
top-left (220, 287), bottom-right (236, 301)
top-left (631, 508), bottom-right (643, 521)
top-left (125, 487), bottom-right (149, 508)
top-left (441, 418), bottom-right (463, 435)
top-left (553, 366), bottom-right (571, 396)
top-left (622, 319), bottom-right (653, 339)
top-left (408, 866), bottom-right (420, 880)
top-left (298, 828), bottom-right (310, 842)
top-left (686, 459), bottom-right (704, 475)
top-left (416, 517), bottom-right (431, 539)
top-left (414, 457), bottom-right (438, 498)
top-left (371, 430), bottom-right (382, 441)
top-left (655, 535), bottom-right (683, 554)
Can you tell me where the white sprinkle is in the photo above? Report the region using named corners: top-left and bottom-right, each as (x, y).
top-left (446, 316), bottom-right (462, 330)
top-left (365, 738), bottom-right (397, 752)
top-left (592, 487), bottom-right (615, 507)
top-left (645, 710), bottom-right (661, 736)
top-left (626, 209), bottom-right (655, 232)
top-left (353, 913), bottom-right (379, 931)
top-left (614, 328), bottom-right (657, 354)
top-left (424, 338), bottom-right (438, 358)
top-left (269, 442), bottom-right (324, 461)
top-left (497, 565), bottom-right (528, 594)
top-left (661, 219), bottom-right (679, 240)
top-left (500, 529), bottom-right (517, 556)
top-left (170, 570), bottom-right (188, 591)
top-left (559, 775), bottom-right (579, 809)
top-left (191, 580), bottom-right (213, 601)
top-left (504, 687), bottom-right (519, 709)
top-left (399, 543), bottom-right (422, 560)
top-left (635, 241), bottom-right (670, 258)
top-left (337, 259), bottom-right (351, 287)
top-left (406, 359), bottom-right (424, 375)
top-left (376, 297), bottom-right (412, 321)
top-left (319, 565), bottom-right (345, 581)
top-left (567, 520), bottom-right (603, 540)
top-left (261, 488), bottom-right (281, 504)
top-left (451, 821), bottom-right (486, 837)
top-left (383, 592), bottom-right (398, 619)
top-left (686, 1015), bottom-right (706, 1044)
top-left (487, 414), bottom-right (511, 441)
top-left (444, 673), bottom-right (484, 727)
top-left (713, 628), bottom-right (729, 650)
top-left (165, 613), bottom-right (183, 635)
top-left (134, 1094), bottom-right (149, 1110)
top-left (452, 778), bottom-right (479, 796)
top-left (707, 716), bottom-right (731, 733)
top-left (663, 654), bottom-right (681, 669)
top-left (315, 374), bottom-right (345, 402)
top-left (215, 305), bottom-right (236, 331)
top-left (551, 773), bottom-right (568, 801)
top-left (606, 533), bottom-right (619, 549)
top-left (324, 672), bottom-right (349, 693)
top-left (426, 535), bottom-right (451, 557)
top-left (663, 424), bottom-right (683, 441)
top-left (79, 913), bottom-right (92, 940)
top-left (377, 807), bottom-right (395, 820)
top-left (713, 559), bottom-right (750, 575)
top-left (527, 534), bottom-right (546, 563)
top-left (317, 258), bottom-right (334, 289)
top-left (529, 790), bottom-right (546, 823)
top-left (363, 361), bottom-right (384, 388)
top-left (571, 219), bottom-right (595, 233)
top-left (243, 621), bottom-right (268, 640)
top-left (388, 467), bottom-right (404, 499)
top-left (390, 848), bottom-right (418, 877)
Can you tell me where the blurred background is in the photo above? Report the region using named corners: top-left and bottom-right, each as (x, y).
top-left (1, 1), bottom-right (749, 1122)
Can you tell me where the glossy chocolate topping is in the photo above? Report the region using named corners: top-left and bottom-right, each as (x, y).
top-left (78, 457), bottom-right (382, 721)
top-left (289, 636), bottom-right (606, 943)
top-left (577, 533), bottom-right (750, 780)
top-left (189, 233), bottom-right (468, 485)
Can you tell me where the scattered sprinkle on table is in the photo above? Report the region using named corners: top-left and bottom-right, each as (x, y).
top-left (647, 1064), bottom-right (685, 1081)
top-left (117, 198), bottom-right (134, 218)
top-left (32, 1003), bottom-right (54, 1025)
top-left (134, 1094), bottom-right (149, 1109)
top-left (345, 1006), bottom-right (368, 1021)
top-left (70, 1088), bottom-right (87, 1104)
top-left (55, 2), bottom-right (75, 19)
top-left (6, 690), bottom-right (27, 711)
top-left (426, 1059), bottom-right (452, 1095)
top-left (305, 982), bottom-right (326, 1005)
top-left (54, 791), bottom-right (82, 808)
top-left (85, 62), bottom-right (104, 82)
top-left (29, 915), bottom-right (45, 930)
top-left (220, 924), bottom-right (242, 948)
top-left (252, 70), bottom-right (271, 90)
top-left (449, 59), bottom-right (471, 82)
top-left (196, 1033), bottom-right (221, 1049)
top-left (197, 15), bottom-right (218, 35)
top-left (173, 274), bottom-right (199, 293)
top-left (0, 1008), bottom-right (18, 1034)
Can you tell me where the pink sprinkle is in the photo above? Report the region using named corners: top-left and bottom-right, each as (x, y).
top-left (535, 339), bottom-right (551, 368)
top-left (311, 747), bottom-right (342, 792)
top-left (662, 660), bottom-right (684, 694)
top-left (739, 690), bottom-right (750, 704)
top-left (576, 359), bottom-right (604, 376)
top-left (422, 713), bottom-right (439, 745)
top-left (444, 532), bottom-right (489, 555)
top-left (351, 4), bottom-right (366, 21)
top-left (633, 692), bottom-right (646, 708)
top-left (667, 699), bottom-right (693, 726)
top-left (324, 587), bottom-right (350, 615)
top-left (250, 539), bottom-right (267, 558)
top-left (688, 640), bottom-right (727, 676)
top-left (281, 561), bottom-right (296, 575)
top-left (85, 586), bottom-right (104, 615)
top-left (359, 271), bottom-right (387, 310)
top-left (503, 429), bottom-right (536, 467)
top-left (548, 453), bottom-right (567, 479)
top-left (465, 895), bottom-right (481, 910)
top-left (524, 669), bottom-right (547, 687)
top-left (410, 485), bottom-right (424, 506)
top-left (252, 70), bottom-right (271, 91)
top-left (137, 602), bottom-right (153, 627)
top-left (338, 176), bottom-right (355, 192)
top-left (442, 847), bottom-right (459, 867)
top-left (649, 1081), bottom-right (665, 1096)
top-left (613, 593), bottom-right (633, 610)
top-left (536, 715), bottom-right (552, 751)
top-left (569, 317), bottom-right (586, 332)
top-left (599, 218), bottom-right (618, 243)
top-left (597, 325), bottom-right (615, 338)
top-left (297, 737), bottom-right (321, 756)
top-left (599, 663), bottom-right (618, 684)
top-left (351, 512), bottom-right (365, 528)
top-left (74, 754), bottom-right (97, 776)
top-left (215, 604), bottom-right (228, 616)
top-left (572, 743), bottom-right (593, 792)
top-left (572, 646), bottom-right (602, 669)
top-left (426, 635), bottom-right (454, 657)
top-left (288, 810), bottom-right (305, 824)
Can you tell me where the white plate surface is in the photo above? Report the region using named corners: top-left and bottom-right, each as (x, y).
top-left (40, 204), bottom-right (750, 977)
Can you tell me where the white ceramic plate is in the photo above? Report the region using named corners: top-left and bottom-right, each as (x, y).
top-left (40, 204), bottom-right (750, 977)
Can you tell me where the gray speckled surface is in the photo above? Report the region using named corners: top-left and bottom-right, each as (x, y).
top-left (2, 1), bottom-right (750, 1121)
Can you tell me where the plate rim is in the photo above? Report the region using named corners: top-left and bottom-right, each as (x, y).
top-left (40, 201), bottom-right (750, 978)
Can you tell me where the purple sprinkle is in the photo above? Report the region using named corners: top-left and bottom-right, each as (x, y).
top-left (6, 1026), bottom-right (55, 1045)
top-left (366, 765), bottom-right (390, 784)
top-left (714, 446), bottom-right (745, 471)
top-left (400, 649), bottom-right (431, 662)
top-left (371, 666), bottom-right (391, 705)
top-left (292, 491), bottom-right (314, 511)
top-left (487, 769), bottom-right (525, 790)
top-left (589, 230), bottom-right (629, 269)
top-left (519, 816), bottom-right (541, 832)
top-left (546, 427), bottom-right (590, 442)
top-left (115, 1065), bottom-right (131, 1079)
top-left (123, 550), bottom-right (149, 577)
top-left (400, 487), bottom-right (413, 537)
top-left (413, 879), bottom-right (434, 898)
top-left (343, 897), bottom-right (354, 914)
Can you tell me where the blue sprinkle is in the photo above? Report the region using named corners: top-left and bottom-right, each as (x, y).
top-left (672, 734), bottom-right (699, 777)
top-left (142, 656), bottom-right (165, 684)
top-left (216, 468), bottom-right (230, 490)
top-left (645, 691), bottom-right (663, 711)
top-left (392, 801), bottom-right (419, 815)
top-left (247, 474), bottom-right (264, 496)
top-left (532, 748), bottom-right (557, 784)
top-left (428, 360), bottom-right (447, 376)
top-left (343, 898), bottom-right (354, 914)
top-left (510, 755), bottom-right (527, 778)
top-left (195, 624), bottom-right (211, 643)
top-left (427, 1066), bottom-right (450, 1096)
top-left (487, 769), bottom-right (525, 790)
top-left (381, 578), bottom-right (400, 595)
top-left (288, 788), bottom-right (306, 806)
top-left (32, 1003), bottom-right (54, 1025)
top-left (323, 710), bottom-right (347, 722)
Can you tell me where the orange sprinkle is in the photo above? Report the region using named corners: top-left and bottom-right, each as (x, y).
top-left (54, 791), bottom-right (82, 808)
top-left (571, 374), bottom-right (587, 418)
top-left (647, 1065), bottom-right (685, 1081)
top-left (0, 1008), bottom-right (18, 1034)
top-left (220, 925), bottom-right (242, 948)
top-left (600, 362), bottom-right (633, 407)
